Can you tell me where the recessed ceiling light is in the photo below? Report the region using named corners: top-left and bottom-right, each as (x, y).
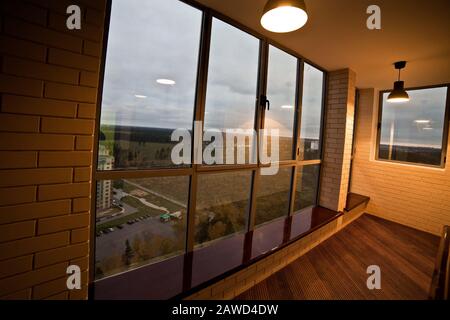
top-left (415, 120), bottom-right (430, 124)
top-left (134, 94), bottom-right (147, 99)
top-left (261, 0), bottom-right (308, 33)
top-left (422, 127), bottom-right (433, 130)
top-left (281, 105), bottom-right (294, 109)
top-left (156, 79), bottom-right (176, 85)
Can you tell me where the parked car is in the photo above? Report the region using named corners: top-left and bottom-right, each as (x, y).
top-left (169, 211), bottom-right (183, 220)
top-left (160, 214), bottom-right (171, 223)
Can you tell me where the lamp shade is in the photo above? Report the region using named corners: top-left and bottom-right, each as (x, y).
top-left (261, 0), bottom-right (308, 33)
top-left (387, 81), bottom-right (410, 103)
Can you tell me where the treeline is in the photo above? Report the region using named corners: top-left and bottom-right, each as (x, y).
top-left (101, 125), bottom-right (191, 143)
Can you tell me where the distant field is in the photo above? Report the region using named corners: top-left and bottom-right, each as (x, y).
top-left (99, 124), bottom-right (182, 169)
top-left (98, 125), bottom-right (321, 169)
top-left (379, 144), bottom-right (442, 165)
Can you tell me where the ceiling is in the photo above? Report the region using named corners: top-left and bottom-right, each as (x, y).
top-left (197, 0), bottom-right (450, 89)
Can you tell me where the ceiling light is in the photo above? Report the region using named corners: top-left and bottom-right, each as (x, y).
top-left (422, 127), bottom-right (433, 130)
top-left (414, 120), bottom-right (430, 124)
top-left (261, 0), bottom-right (308, 33)
top-left (156, 79), bottom-right (176, 85)
top-left (134, 94), bottom-right (147, 99)
top-left (387, 61), bottom-right (410, 103)
top-left (281, 105), bottom-right (294, 109)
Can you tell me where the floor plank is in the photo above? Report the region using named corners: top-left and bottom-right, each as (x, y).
top-left (236, 214), bottom-right (440, 300)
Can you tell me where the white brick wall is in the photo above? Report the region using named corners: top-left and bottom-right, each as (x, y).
top-left (319, 69), bottom-right (356, 212)
top-left (351, 88), bottom-right (450, 235)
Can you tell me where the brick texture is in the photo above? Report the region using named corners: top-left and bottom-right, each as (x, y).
top-left (0, 0), bottom-right (106, 299)
top-left (319, 69), bottom-right (356, 212)
top-left (350, 89), bottom-right (450, 235)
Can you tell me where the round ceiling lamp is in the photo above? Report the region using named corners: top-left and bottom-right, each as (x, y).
top-left (387, 61), bottom-right (410, 103)
top-left (261, 0), bottom-right (308, 33)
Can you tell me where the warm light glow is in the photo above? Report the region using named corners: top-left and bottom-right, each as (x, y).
top-left (134, 94), bottom-right (147, 99)
top-left (261, 6), bottom-right (308, 33)
top-left (387, 96), bottom-right (409, 103)
top-left (414, 120), bottom-right (430, 124)
top-left (281, 105), bottom-right (294, 109)
top-left (156, 79), bottom-right (176, 85)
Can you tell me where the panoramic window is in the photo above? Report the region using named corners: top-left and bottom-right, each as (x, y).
top-left (94, 175), bottom-right (189, 279)
top-left (195, 171), bottom-right (252, 246)
top-left (264, 45), bottom-right (298, 161)
top-left (203, 18), bottom-right (260, 165)
top-left (94, 0), bottom-right (327, 296)
top-left (98, 0), bottom-right (202, 170)
top-left (378, 86), bottom-right (449, 166)
top-left (300, 63), bottom-right (324, 160)
top-left (255, 167), bottom-right (293, 226)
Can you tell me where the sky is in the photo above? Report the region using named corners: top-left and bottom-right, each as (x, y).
top-left (380, 87), bottom-right (448, 147)
top-left (100, 0), bottom-right (324, 139)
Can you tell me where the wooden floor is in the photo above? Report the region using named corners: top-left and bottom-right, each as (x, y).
top-left (236, 214), bottom-right (440, 300)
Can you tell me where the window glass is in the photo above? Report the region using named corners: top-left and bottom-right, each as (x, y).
top-left (255, 167), bottom-right (292, 226)
top-left (98, 0), bottom-right (202, 170)
top-left (203, 19), bottom-right (260, 165)
top-left (293, 164), bottom-right (320, 212)
top-left (300, 63), bottom-right (324, 160)
top-left (264, 46), bottom-right (297, 161)
top-left (378, 87), bottom-right (448, 166)
top-left (195, 171), bottom-right (252, 246)
top-left (94, 176), bottom-right (189, 279)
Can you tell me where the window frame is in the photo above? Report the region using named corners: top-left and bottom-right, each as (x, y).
top-left (376, 84), bottom-right (450, 168)
top-left (90, 0), bottom-right (328, 292)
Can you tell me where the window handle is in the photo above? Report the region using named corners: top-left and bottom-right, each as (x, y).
top-left (260, 95), bottom-right (270, 111)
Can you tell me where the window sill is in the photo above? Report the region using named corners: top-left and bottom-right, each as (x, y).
top-left (345, 192), bottom-right (370, 212)
top-left (91, 206), bottom-right (342, 300)
top-left (371, 158), bottom-right (446, 171)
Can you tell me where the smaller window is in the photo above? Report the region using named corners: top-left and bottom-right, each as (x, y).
top-left (194, 171), bottom-right (252, 247)
top-left (254, 167), bottom-right (293, 226)
top-left (299, 63), bottom-right (324, 160)
top-left (293, 164), bottom-right (320, 212)
top-left (94, 176), bottom-right (189, 280)
top-left (264, 45), bottom-right (298, 161)
top-left (377, 86), bottom-right (449, 166)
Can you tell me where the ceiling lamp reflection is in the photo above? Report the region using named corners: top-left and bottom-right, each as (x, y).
top-left (261, 0), bottom-right (308, 33)
top-left (156, 79), bottom-right (176, 85)
top-left (134, 94), bottom-right (147, 99)
top-left (414, 120), bottom-right (430, 124)
top-left (281, 105), bottom-right (294, 109)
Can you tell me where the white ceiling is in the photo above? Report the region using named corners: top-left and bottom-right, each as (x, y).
top-left (196, 0), bottom-right (450, 89)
